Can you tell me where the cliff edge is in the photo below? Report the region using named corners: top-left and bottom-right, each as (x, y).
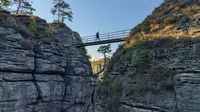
top-left (0, 11), bottom-right (97, 112)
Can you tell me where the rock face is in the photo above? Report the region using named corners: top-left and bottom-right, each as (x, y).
top-left (95, 38), bottom-right (200, 112)
top-left (0, 13), bottom-right (97, 112)
top-left (95, 0), bottom-right (200, 112)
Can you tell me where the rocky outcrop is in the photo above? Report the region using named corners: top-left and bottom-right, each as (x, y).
top-left (95, 0), bottom-right (200, 112)
top-left (174, 73), bottom-right (200, 112)
top-left (95, 38), bottom-right (200, 112)
top-left (126, 0), bottom-right (200, 48)
top-left (0, 12), bottom-right (97, 112)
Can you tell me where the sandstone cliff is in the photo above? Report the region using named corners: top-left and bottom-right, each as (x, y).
top-left (95, 0), bottom-right (200, 112)
top-left (0, 11), bottom-right (97, 112)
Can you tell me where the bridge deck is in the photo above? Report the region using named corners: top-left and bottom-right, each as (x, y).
top-left (75, 38), bottom-right (125, 47)
top-left (75, 29), bottom-right (131, 47)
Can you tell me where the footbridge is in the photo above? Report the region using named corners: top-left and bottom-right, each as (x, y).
top-left (75, 29), bottom-right (131, 47)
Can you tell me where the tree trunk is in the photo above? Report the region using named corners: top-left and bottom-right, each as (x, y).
top-left (61, 16), bottom-right (64, 23)
top-left (57, 0), bottom-right (61, 22)
top-left (16, 0), bottom-right (22, 14)
top-left (94, 53), bottom-right (107, 76)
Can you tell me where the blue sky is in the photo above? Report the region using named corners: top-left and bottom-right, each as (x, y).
top-left (33, 0), bottom-right (164, 58)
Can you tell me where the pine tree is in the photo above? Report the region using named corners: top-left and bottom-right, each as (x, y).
top-left (95, 44), bottom-right (112, 75)
top-left (51, 0), bottom-right (73, 23)
top-left (0, 0), bottom-right (35, 14)
top-left (0, 0), bottom-right (10, 10)
top-left (13, 0), bottom-right (35, 14)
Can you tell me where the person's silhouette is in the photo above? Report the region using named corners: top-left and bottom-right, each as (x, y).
top-left (96, 31), bottom-right (100, 41)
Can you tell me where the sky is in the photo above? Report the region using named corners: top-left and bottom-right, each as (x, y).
top-left (33, 0), bottom-right (164, 59)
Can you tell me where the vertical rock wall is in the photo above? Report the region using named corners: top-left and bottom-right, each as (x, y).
top-left (95, 38), bottom-right (200, 112)
top-left (0, 24), bottom-right (97, 112)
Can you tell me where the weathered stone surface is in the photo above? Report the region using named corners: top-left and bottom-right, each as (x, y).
top-left (15, 15), bottom-right (50, 39)
top-left (34, 74), bottom-right (64, 82)
top-left (64, 76), bottom-right (95, 101)
top-left (63, 101), bottom-right (92, 112)
top-left (62, 75), bottom-right (96, 111)
top-left (32, 101), bottom-right (63, 112)
top-left (0, 82), bottom-right (38, 101)
top-left (35, 74), bottom-right (65, 101)
top-left (94, 0), bottom-right (200, 112)
top-left (0, 15), bottom-right (97, 112)
top-left (119, 105), bottom-right (159, 112)
top-left (0, 27), bottom-right (34, 72)
top-left (0, 101), bottom-right (34, 112)
top-left (35, 42), bottom-right (66, 74)
top-left (0, 82), bottom-right (38, 111)
top-left (175, 73), bottom-right (200, 112)
top-left (66, 47), bottom-right (93, 76)
top-left (50, 23), bottom-right (83, 45)
top-left (95, 38), bottom-right (200, 112)
top-left (0, 72), bottom-right (33, 81)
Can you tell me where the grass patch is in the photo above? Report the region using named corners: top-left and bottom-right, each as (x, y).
top-left (29, 19), bottom-right (37, 33)
top-left (125, 34), bottom-right (150, 65)
top-left (43, 25), bottom-right (53, 37)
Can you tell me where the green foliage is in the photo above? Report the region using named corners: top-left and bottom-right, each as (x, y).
top-left (11, 0), bottom-right (35, 14)
top-left (20, 1), bottom-right (35, 14)
top-left (52, 20), bottom-right (60, 24)
top-left (126, 35), bottom-right (150, 65)
top-left (28, 19), bottom-right (37, 33)
top-left (131, 45), bottom-right (149, 65)
top-left (79, 47), bottom-right (91, 59)
top-left (44, 26), bottom-right (53, 37)
top-left (97, 44), bottom-right (112, 55)
top-left (51, 0), bottom-right (73, 23)
top-left (0, 0), bottom-right (10, 10)
top-left (87, 54), bottom-right (91, 59)
top-left (91, 57), bottom-right (110, 75)
top-left (96, 44), bottom-right (112, 75)
top-left (0, 0), bottom-right (35, 14)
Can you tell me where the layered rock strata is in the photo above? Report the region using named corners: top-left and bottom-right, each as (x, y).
top-left (0, 13), bottom-right (97, 112)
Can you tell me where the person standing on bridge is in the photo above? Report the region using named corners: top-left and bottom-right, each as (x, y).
top-left (96, 31), bottom-right (100, 41)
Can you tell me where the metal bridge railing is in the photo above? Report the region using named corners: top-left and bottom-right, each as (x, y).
top-left (81, 29), bottom-right (131, 43)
